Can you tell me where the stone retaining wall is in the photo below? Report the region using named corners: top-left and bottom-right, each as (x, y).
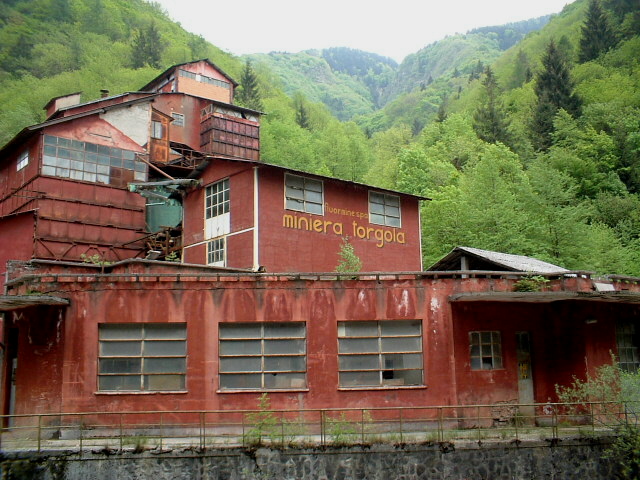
top-left (0, 438), bottom-right (619, 480)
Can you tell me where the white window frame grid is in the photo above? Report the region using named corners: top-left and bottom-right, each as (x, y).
top-left (369, 191), bottom-right (401, 227)
top-left (171, 112), bottom-right (185, 127)
top-left (98, 323), bottom-right (187, 392)
top-left (219, 322), bottom-right (307, 391)
top-left (205, 178), bottom-right (230, 219)
top-left (207, 237), bottom-right (226, 266)
top-left (337, 320), bottom-right (424, 388)
top-left (617, 320), bottom-right (640, 372)
top-left (16, 151), bottom-right (29, 171)
top-left (285, 174), bottom-right (324, 215)
top-left (469, 331), bottom-right (503, 370)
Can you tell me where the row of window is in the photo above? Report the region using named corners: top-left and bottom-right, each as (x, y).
top-left (203, 174), bottom-right (402, 226)
top-left (98, 322), bottom-right (504, 393)
top-left (179, 69), bottom-right (231, 90)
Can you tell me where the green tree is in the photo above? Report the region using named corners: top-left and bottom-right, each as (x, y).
top-left (531, 40), bottom-right (582, 151)
top-left (472, 66), bottom-right (512, 147)
top-left (335, 237), bottom-right (362, 272)
top-left (131, 22), bottom-right (164, 69)
top-left (579, 0), bottom-right (618, 63)
top-left (236, 60), bottom-right (263, 111)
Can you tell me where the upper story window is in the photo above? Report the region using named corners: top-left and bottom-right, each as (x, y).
top-left (98, 323), bottom-right (187, 392)
top-left (469, 331), bottom-right (503, 370)
top-left (179, 69), bottom-right (231, 89)
top-left (285, 174), bottom-right (323, 215)
top-left (369, 192), bottom-right (401, 227)
top-left (16, 151), bottom-right (29, 171)
top-left (151, 121), bottom-right (164, 139)
top-left (171, 113), bottom-right (185, 127)
top-left (617, 319), bottom-right (640, 372)
top-left (338, 320), bottom-right (423, 388)
top-left (207, 238), bottom-right (225, 266)
top-left (42, 135), bottom-right (146, 185)
top-left (219, 322), bottom-right (307, 390)
top-left (205, 178), bottom-right (230, 219)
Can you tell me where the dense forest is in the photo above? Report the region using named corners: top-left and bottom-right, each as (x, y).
top-left (1, 0), bottom-right (640, 275)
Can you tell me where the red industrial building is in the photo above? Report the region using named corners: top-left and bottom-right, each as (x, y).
top-left (0, 59), bottom-right (639, 428)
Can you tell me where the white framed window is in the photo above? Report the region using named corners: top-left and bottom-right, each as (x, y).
top-left (469, 331), bottom-right (503, 370)
top-left (205, 178), bottom-right (230, 219)
top-left (369, 192), bottom-right (401, 227)
top-left (207, 237), bottom-right (226, 266)
top-left (151, 120), bottom-right (164, 139)
top-left (285, 174), bottom-right (323, 215)
top-left (219, 322), bottom-right (307, 390)
top-left (338, 320), bottom-right (423, 388)
top-left (98, 323), bottom-right (187, 392)
top-left (171, 112), bottom-right (185, 127)
top-left (617, 320), bottom-right (639, 372)
top-left (16, 151), bottom-right (29, 171)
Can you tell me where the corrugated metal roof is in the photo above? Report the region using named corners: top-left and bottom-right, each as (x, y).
top-left (428, 246), bottom-right (569, 273)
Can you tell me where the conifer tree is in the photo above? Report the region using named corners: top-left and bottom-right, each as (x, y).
top-left (236, 60), bottom-right (263, 111)
top-left (579, 0), bottom-right (617, 63)
top-left (531, 40), bottom-right (582, 151)
top-left (473, 66), bottom-right (512, 147)
top-left (131, 22), bottom-right (164, 69)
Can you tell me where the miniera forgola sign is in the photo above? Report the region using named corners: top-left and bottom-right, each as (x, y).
top-left (282, 203), bottom-right (406, 248)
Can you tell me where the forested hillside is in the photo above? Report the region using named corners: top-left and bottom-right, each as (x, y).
top-left (1, 0), bottom-right (640, 276)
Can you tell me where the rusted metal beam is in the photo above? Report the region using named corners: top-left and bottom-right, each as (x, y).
top-left (0, 295), bottom-right (70, 312)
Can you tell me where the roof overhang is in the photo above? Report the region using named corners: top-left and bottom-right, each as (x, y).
top-left (449, 291), bottom-right (640, 304)
top-left (0, 295), bottom-right (70, 312)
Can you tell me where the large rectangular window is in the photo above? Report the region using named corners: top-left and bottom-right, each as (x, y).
top-left (285, 174), bottom-right (323, 215)
top-left (205, 178), bottom-right (230, 219)
top-left (369, 192), bottom-right (401, 227)
top-left (338, 320), bottom-right (423, 388)
top-left (42, 135), bottom-right (146, 186)
top-left (469, 331), bottom-right (503, 370)
top-left (617, 320), bottom-right (640, 372)
top-left (219, 323), bottom-right (307, 390)
top-left (98, 323), bottom-right (186, 392)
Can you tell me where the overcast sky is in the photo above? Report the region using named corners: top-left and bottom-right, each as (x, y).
top-left (153, 0), bottom-right (575, 63)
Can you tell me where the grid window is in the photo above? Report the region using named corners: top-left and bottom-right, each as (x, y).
top-left (42, 135), bottom-right (145, 185)
top-left (219, 323), bottom-right (307, 390)
top-left (179, 69), bottom-right (231, 89)
top-left (285, 174), bottom-right (323, 215)
top-left (207, 238), bottom-right (225, 266)
top-left (98, 323), bottom-right (186, 392)
top-left (469, 331), bottom-right (503, 370)
top-left (369, 192), bottom-right (401, 227)
top-left (16, 151), bottom-right (29, 171)
top-left (171, 112), bottom-right (185, 127)
top-left (205, 178), bottom-right (230, 219)
top-left (617, 320), bottom-right (640, 372)
top-left (338, 320), bottom-right (423, 387)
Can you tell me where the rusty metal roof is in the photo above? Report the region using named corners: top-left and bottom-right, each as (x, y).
top-left (0, 295), bottom-right (69, 312)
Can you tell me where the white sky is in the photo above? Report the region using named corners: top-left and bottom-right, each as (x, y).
top-left (153, 0), bottom-right (575, 63)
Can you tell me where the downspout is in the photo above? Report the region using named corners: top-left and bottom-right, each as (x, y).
top-left (253, 166), bottom-right (260, 270)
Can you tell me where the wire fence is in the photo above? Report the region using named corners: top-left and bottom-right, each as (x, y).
top-left (1, 400), bottom-right (637, 453)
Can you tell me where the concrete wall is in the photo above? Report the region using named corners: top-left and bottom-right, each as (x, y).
top-left (0, 440), bottom-right (620, 480)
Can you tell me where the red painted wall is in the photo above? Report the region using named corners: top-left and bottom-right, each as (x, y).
top-left (5, 266), bottom-right (629, 420)
top-left (0, 213), bottom-right (35, 291)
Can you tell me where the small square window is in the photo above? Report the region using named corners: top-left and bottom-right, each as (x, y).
top-left (469, 331), bottom-right (503, 370)
top-left (207, 238), bottom-right (226, 266)
top-left (171, 113), bottom-right (185, 127)
top-left (369, 192), bottom-right (401, 227)
top-left (285, 174), bottom-right (323, 215)
top-left (16, 151), bottom-right (29, 171)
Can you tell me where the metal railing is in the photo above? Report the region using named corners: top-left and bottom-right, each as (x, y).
top-left (1, 401), bottom-right (635, 453)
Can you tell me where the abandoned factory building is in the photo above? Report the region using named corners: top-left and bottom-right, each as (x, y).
top-left (0, 60), bottom-right (639, 422)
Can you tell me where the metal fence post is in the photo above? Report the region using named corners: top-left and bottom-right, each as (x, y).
top-left (320, 410), bottom-right (325, 446)
top-left (119, 414), bottom-right (123, 451)
top-left (37, 415), bottom-right (42, 453)
top-left (399, 409), bottom-right (404, 444)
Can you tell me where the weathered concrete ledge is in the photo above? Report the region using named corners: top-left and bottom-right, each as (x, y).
top-left (0, 437), bottom-right (619, 480)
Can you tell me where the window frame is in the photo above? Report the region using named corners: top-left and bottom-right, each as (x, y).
top-left (205, 178), bottom-right (230, 219)
top-left (218, 322), bottom-right (307, 391)
top-left (337, 320), bottom-right (424, 389)
top-left (469, 331), bottom-right (503, 371)
top-left (97, 323), bottom-right (187, 393)
top-left (616, 319), bottom-right (640, 372)
top-left (151, 120), bottom-right (164, 139)
top-left (284, 173), bottom-right (324, 215)
top-left (207, 237), bottom-right (226, 266)
top-left (16, 151), bottom-right (29, 171)
top-left (369, 191), bottom-right (401, 227)
top-left (171, 112), bottom-right (185, 127)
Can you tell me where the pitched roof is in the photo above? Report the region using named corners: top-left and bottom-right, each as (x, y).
top-left (428, 246), bottom-right (569, 273)
top-left (139, 59), bottom-right (239, 92)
